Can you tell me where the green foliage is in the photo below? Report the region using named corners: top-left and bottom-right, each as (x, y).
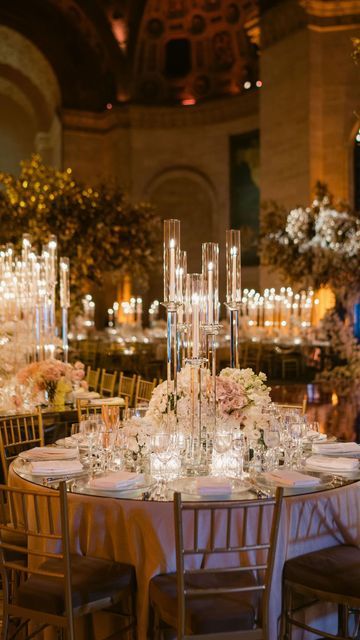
top-left (0, 155), bottom-right (161, 308)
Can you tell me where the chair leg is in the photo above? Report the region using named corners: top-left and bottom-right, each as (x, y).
top-left (152, 607), bottom-right (161, 640)
top-left (2, 612), bottom-right (9, 640)
top-left (283, 582), bottom-right (293, 640)
top-left (338, 604), bottom-right (348, 638)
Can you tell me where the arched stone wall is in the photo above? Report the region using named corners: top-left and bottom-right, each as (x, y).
top-left (144, 166), bottom-right (218, 299)
top-left (0, 26), bottom-right (62, 172)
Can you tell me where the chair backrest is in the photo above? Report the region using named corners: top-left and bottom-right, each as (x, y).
top-left (99, 370), bottom-right (117, 397)
top-left (134, 377), bottom-right (156, 408)
top-left (0, 482), bottom-right (73, 632)
top-left (118, 373), bottom-right (136, 405)
top-left (76, 399), bottom-right (102, 424)
top-left (173, 488), bottom-right (283, 639)
top-left (276, 401), bottom-right (307, 416)
top-left (242, 342), bottom-right (262, 373)
top-left (79, 340), bottom-right (98, 367)
top-left (86, 366), bottom-right (100, 392)
top-left (0, 410), bottom-right (44, 481)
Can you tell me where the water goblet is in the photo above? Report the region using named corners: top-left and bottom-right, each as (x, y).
top-left (232, 432), bottom-right (245, 478)
top-left (213, 428), bottom-right (233, 475)
top-left (263, 425), bottom-right (281, 471)
top-left (85, 417), bottom-right (100, 475)
top-left (102, 405), bottom-right (120, 431)
top-left (98, 429), bottom-right (117, 472)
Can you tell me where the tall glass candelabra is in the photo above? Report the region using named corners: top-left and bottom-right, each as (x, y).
top-left (176, 250), bottom-right (187, 370)
top-left (226, 229), bottom-right (242, 368)
top-left (0, 235), bottom-right (64, 367)
top-left (60, 257), bottom-right (70, 363)
top-left (162, 219), bottom-right (181, 430)
top-left (202, 242), bottom-right (221, 430)
top-left (185, 273), bottom-right (208, 474)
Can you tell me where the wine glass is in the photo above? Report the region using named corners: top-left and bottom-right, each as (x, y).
top-left (289, 422), bottom-right (303, 468)
top-left (232, 432), bottom-right (245, 478)
top-left (151, 432), bottom-right (174, 490)
top-left (213, 428), bottom-right (233, 475)
top-left (102, 405), bottom-right (120, 431)
top-left (98, 429), bottom-right (117, 472)
top-left (85, 417), bottom-right (100, 475)
top-left (263, 425), bottom-right (281, 471)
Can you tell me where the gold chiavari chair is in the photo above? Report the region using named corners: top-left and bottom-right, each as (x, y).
top-left (150, 489), bottom-right (284, 640)
top-left (99, 369), bottom-right (118, 397)
top-left (0, 410), bottom-right (44, 481)
top-left (134, 377), bottom-right (157, 408)
top-left (0, 482), bottom-right (137, 640)
top-left (118, 373), bottom-right (136, 406)
top-left (76, 399), bottom-right (102, 424)
top-left (242, 341), bottom-right (262, 373)
top-left (77, 398), bottom-right (129, 424)
top-left (276, 399), bottom-right (307, 415)
top-left (79, 340), bottom-right (98, 368)
top-left (85, 366), bottom-right (101, 392)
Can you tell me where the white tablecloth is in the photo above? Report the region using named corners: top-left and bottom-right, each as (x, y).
top-left (8, 466), bottom-right (360, 639)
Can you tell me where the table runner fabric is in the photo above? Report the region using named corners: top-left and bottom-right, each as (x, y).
top-left (8, 466), bottom-right (360, 640)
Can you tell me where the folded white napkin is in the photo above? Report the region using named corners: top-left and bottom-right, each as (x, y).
top-left (263, 469), bottom-right (321, 487)
top-left (312, 442), bottom-right (360, 455)
top-left (88, 471), bottom-right (144, 490)
top-left (90, 397), bottom-right (125, 406)
top-left (305, 455), bottom-right (359, 472)
top-left (195, 477), bottom-right (232, 496)
top-left (74, 391), bottom-right (100, 399)
top-left (306, 430), bottom-right (327, 441)
top-left (20, 447), bottom-right (78, 461)
top-left (29, 460), bottom-right (83, 476)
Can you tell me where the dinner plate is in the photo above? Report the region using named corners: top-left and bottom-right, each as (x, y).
top-left (168, 477), bottom-right (251, 500)
top-left (256, 471), bottom-right (334, 492)
top-left (303, 463), bottom-right (360, 478)
top-left (55, 437), bottom-right (89, 450)
top-left (18, 448), bottom-right (78, 461)
top-left (78, 474), bottom-right (155, 497)
top-left (14, 458), bottom-right (85, 479)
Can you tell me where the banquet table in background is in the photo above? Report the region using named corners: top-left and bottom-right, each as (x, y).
top-left (8, 465), bottom-right (360, 640)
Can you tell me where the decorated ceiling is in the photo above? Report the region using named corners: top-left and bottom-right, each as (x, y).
top-left (0, 0), bottom-right (260, 109)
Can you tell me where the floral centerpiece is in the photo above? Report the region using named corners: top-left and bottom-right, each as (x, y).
top-left (16, 359), bottom-right (87, 408)
top-left (146, 364), bottom-right (272, 439)
top-left (261, 185), bottom-right (360, 304)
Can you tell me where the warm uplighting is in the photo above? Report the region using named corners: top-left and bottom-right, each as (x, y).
top-left (181, 98), bottom-right (196, 106)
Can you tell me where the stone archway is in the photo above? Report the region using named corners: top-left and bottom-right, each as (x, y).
top-left (0, 26), bottom-right (62, 172)
top-left (144, 166), bottom-right (218, 301)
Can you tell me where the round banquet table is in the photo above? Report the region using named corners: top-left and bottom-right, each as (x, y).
top-left (8, 462), bottom-right (360, 640)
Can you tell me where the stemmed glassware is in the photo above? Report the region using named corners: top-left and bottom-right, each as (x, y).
top-left (263, 422), bottom-right (281, 471)
top-left (98, 428), bottom-right (117, 472)
top-left (102, 405), bottom-right (120, 431)
top-left (212, 427), bottom-right (233, 475)
top-left (232, 431), bottom-right (245, 478)
top-left (84, 417), bottom-right (100, 475)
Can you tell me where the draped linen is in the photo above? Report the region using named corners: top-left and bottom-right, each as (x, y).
top-left (8, 466), bottom-right (360, 640)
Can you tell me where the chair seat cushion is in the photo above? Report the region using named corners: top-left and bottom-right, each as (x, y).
top-left (149, 570), bottom-right (259, 634)
top-left (284, 544), bottom-right (360, 598)
top-left (17, 554), bottom-right (136, 615)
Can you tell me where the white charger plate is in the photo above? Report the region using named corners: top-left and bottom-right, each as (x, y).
top-left (168, 477), bottom-right (250, 500)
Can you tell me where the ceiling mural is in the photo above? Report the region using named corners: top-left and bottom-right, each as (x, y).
top-left (131, 0), bottom-right (259, 103)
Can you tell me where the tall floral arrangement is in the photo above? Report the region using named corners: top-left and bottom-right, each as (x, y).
top-left (261, 184), bottom-right (360, 306)
top-left (0, 155), bottom-right (161, 309)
